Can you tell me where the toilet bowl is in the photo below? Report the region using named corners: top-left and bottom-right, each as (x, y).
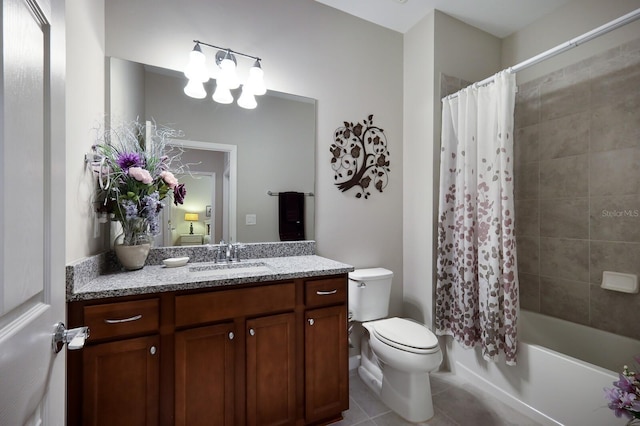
top-left (349, 268), bottom-right (442, 423)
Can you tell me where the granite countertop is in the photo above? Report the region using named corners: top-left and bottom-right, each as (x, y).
top-left (68, 254), bottom-right (354, 302)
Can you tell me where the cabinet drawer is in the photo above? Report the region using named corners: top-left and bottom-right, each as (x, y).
top-left (84, 298), bottom-right (159, 341)
top-left (175, 282), bottom-right (296, 327)
top-left (305, 277), bottom-right (347, 308)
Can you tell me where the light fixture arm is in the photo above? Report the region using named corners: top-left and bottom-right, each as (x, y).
top-left (193, 39), bottom-right (261, 62)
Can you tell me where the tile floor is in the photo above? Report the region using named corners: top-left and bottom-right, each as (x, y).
top-left (333, 370), bottom-right (543, 425)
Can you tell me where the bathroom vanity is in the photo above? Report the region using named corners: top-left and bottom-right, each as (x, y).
top-left (65, 243), bottom-right (353, 426)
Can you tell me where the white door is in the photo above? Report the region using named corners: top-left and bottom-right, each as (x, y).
top-left (0, 0), bottom-right (66, 424)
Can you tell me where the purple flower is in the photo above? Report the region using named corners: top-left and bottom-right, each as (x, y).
top-left (173, 183), bottom-right (186, 205)
top-left (615, 373), bottom-right (636, 394)
top-left (116, 152), bottom-right (143, 170)
top-left (121, 200), bottom-right (138, 220)
top-left (141, 192), bottom-right (160, 218)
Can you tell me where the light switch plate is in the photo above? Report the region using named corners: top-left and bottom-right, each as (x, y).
top-left (246, 214), bottom-right (257, 225)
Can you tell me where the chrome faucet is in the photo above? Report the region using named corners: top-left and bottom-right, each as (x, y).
top-left (213, 240), bottom-right (243, 263)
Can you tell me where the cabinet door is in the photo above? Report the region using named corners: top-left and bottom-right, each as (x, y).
top-left (82, 335), bottom-right (159, 426)
top-left (305, 305), bottom-right (349, 423)
top-left (246, 313), bottom-right (296, 426)
top-left (175, 323), bottom-right (236, 426)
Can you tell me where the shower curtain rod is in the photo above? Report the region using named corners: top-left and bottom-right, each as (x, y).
top-left (444, 7), bottom-right (640, 100)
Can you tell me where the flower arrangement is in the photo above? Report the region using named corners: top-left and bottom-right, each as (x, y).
top-left (91, 120), bottom-right (187, 246)
top-left (604, 355), bottom-right (640, 421)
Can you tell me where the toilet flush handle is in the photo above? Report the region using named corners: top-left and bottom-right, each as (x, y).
top-left (351, 279), bottom-right (366, 288)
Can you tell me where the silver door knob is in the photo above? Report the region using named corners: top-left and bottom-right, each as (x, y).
top-left (52, 322), bottom-right (90, 353)
top-left (249, 328), bottom-right (255, 336)
top-left (308, 319), bottom-right (314, 326)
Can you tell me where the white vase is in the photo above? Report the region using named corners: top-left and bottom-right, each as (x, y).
top-left (113, 228), bottom-right (152, 271)
top-left (114, 242), bottom-right (151, 270)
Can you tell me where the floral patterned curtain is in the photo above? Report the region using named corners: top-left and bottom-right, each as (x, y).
top-left (436, 71), bottom-right (519, 365)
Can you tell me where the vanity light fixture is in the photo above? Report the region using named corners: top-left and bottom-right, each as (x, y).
top-left (183, 40), bottom-right (266, 109)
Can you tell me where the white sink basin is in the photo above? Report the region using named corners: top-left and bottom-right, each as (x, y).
top-left (188, 262), bottom-right (273, 278)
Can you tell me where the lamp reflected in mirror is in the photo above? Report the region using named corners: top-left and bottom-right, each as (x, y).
top-left (184, 213), bottom-right (199, 234)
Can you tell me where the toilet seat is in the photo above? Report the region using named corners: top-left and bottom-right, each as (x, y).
top-left (371, 317), bottom-right (439, 354)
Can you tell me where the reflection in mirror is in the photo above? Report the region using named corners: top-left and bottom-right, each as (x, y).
top-left (108, 57), bottom-right (316, 246)
top-left (158, 140), bottom-right (237, 247)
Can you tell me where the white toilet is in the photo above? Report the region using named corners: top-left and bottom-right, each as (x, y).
top-left (349, 268), bottom-right (442, 423)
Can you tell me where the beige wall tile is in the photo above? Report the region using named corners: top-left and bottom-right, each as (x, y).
top-left (540, 198), bottom-right (589, 239)
top-left (590, 241), bottom-right (640, 284)
top-left (539, 111), bottom-right (590, 160)
top-left (589, 148), bottom-right (640, 196)
top-left (590, 285), bottom-right (640, 340)
top-left (590, 195), bottom-right (640, 242)
top-left (539, 237), bottom-right (589, 282)
top-left (540, 276), bottom-right (589, 325)
top-left (539, 155), bottom-right (588, 199)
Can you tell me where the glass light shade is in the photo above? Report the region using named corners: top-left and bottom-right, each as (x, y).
top-left (184, 213), bottom-right (199, 221)
top-left (183, 80), bottom-right (207, 99)
top-left (237, 87), bottom-right (257, 109)
top-left (218, 57), bottom-right (240, 90)
top-left (246, 61), bottom-right (266, 96)
top-left (212, 83), bottom-right (234, 104)
top-left (184, 47), bottom-right (209, 83)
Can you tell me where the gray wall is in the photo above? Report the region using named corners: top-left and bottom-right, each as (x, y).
top-left (514, 37), bottom-right (640, 340)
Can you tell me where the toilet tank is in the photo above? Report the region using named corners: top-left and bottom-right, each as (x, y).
top-left (348, 268), bottom-right (394, 322)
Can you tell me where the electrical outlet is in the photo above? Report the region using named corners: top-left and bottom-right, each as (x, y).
top-left (246, 214), bottom-right (257, 225)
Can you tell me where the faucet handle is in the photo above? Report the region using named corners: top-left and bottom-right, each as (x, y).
top-left (232, 243), bottom-right (244, 262)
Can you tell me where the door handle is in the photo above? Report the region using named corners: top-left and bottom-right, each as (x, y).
top-left (52, 322), bottom-right (90, 353)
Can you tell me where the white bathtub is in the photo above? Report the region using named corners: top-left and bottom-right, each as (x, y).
top-left (445, 310), bottom-right (640, 426)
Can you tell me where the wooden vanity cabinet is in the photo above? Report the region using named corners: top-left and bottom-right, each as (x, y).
top-left (174, 282), bottom-right (297, 426)
top-left (303, 277), bottom-right (349, 424)
top-left (174, 322), bottom-right (236, 426)
top-left (67, 274), bottom-right (348, 426)
top-left (67, 297), bottom-right (161, 426)
top-left (246, 312), bottom-right (297, 426)
top-left (82, 335), bottom-right (160, 426)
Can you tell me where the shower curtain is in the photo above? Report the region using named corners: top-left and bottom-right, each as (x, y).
top-left (435, 71), bottom-right (519, 365)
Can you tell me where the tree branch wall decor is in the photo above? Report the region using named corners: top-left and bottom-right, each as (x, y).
top-left (330, 115), bottom-right (390, 199)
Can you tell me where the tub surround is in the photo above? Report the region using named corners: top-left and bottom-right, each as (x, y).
top-left (66, 241), bottom-right (353, 301)
top-left (514, 37), bottom-right (640, 340)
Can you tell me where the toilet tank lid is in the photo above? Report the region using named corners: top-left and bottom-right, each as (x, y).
top-left (349, 268), bottom-right (393, 281)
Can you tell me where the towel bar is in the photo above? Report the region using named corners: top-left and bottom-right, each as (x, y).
top-left (267, 191), bottom-right (314, 197)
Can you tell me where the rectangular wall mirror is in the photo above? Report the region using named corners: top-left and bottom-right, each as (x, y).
top-left (108, 57), bottom-right (316, 246)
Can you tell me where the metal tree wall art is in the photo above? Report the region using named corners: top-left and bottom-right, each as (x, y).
top-left (330, 115), bottom-right (390, 199)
